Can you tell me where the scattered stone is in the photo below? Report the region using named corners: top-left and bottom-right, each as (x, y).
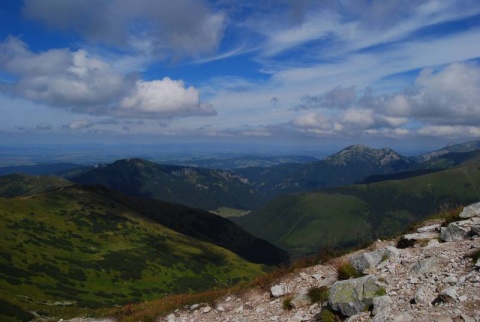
top-left (417, 224), bottom-right (442, 233)
top-left (201, 306), bottom-right (211, 313)
top-left (433, 287), bottom-right (458, 304)
top-left (460, 313), bottom-right (475, 322)
top-left (444, 274), bottom-right (458, 284)
top-left (189, 304), bottom-right (200, 310)
top-left (290, 294), bottom-right (311, 309)
top-left (270, 284), bottom-right (288, 297)
top-left (426, 239), bottom-right (440, 248)
top-left (410, 257), bottom-right (438, 274)
top-left (413, 287), bottom-right (433, 305)
top-left (403, 231), bottom-right (440, 241)
top-left (166, 313), bottom-right (175, 322)
top-left (372, 295), bottom-right (392, 316)
top-left (217, 305), bottom-right (225, 312)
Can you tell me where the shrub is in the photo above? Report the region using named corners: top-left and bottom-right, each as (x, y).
top-left (307, 286), bottom-right (329, 303)
top-left (282, 296), bottom-right (293, 310)
top-left (374, 288), bottom-right (387, 296)
top-left (317, 307), bottom-right (341, 322)
top-left (337, 262), bottom-right (363, 280)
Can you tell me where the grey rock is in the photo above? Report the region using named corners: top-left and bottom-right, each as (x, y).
top-left (444, 274), bottom-right (458, 284)
top-left (270, 284), bottom-right (288, 297)
top-left (202, 306), bottom-right (211, 313)
top-left (417, 224), bottom-right (442, 233)
top-left (329, 275), bottom-right (384, 316)
top-left (459, 202), bottom-right (480, 219)
top-left (435, 287), bottom-right (458, 304)
top-left (460, 314), bottom-right (475, 322)
top-left (189, 304), bottom-right (200, 310)
top-left (290, 294), bottom-right (311, 309)
top-left (372, 309), bottom-right (392, 322)
top-left (440, 221), bottom-right (471, 242)
top-left (414, 287), bottom-right (434, 305)
top-left (372, 295), bottom-right (392, 316)
top-left (350, 247), bottom-right (399, 272)
top-left (403, 231), bottom-right (440, 241)
top-left (391, 312), bottom-right (414, 322)
top-left (166, 313), bottom-right (175, 322)
top-left (410, 257), bottom-right (439, 274)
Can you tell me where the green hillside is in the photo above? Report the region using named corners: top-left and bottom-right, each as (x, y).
top-left (67, 158), bottom-right (261, 212)
top-left (235, 160), bottom-right (480, 254)
top-left (0, 174), bottom-right (71, 198)
top-left (0, 184), bottom-right (272, 321)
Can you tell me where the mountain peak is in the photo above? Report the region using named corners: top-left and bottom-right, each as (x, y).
top-left (326, 145), bottom-right (406, 166)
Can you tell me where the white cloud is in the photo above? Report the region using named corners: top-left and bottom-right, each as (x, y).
top-left (0, 37), bottom-right (216, 120)
top-left (288, 62), bottom-right (480, 139)
top-left (22, 0), bottom-right (225, 59)
top-left (119, 78), bottom-right (217, 118)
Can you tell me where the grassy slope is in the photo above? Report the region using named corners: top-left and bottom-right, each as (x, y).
top-left (236, 161), bottom-right (480, 254)
top-left (0, 174), bottom-right (71, 198)
top-left (0, 185), bottom-right (266, 320)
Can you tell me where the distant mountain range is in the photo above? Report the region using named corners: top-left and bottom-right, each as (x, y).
top-left (63, 158), bottom-right (262, 212)
top-left (234, 149), bottom-right (480, 254)
top-left (234, 144), bottom-right (414, 199)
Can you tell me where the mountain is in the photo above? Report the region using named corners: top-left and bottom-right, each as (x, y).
top-left (234, 154), bottom-right (480, 254)
top-left (416, 139), bottom-right (480, 162)
top-left (65, 158), bottom-right (261, 212)
top-left (168, 155), bottom-right (318, 170)
top-left (0, 173), bottom-right (71, 198)
top-left (0, 163), bottom-right (86, 176)
top-left (0, 177), bottom-right (287, 320)
top-left (235, 145), bottom-right (414, 199)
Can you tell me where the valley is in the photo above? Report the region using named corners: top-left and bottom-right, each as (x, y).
top-left (1, 139), bottom-right (480, 321)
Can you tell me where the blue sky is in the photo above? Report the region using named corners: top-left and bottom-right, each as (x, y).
top-left (1, 0), bottom-right (480, 152)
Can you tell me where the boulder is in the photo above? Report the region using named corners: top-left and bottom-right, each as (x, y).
top-left (329, 275), bottom-right (384, 316)
top-left (459, 202), bottom-right (480, 219)
top-left (350, 247), bottom-right (399, 272)
top-left (440, 221), bottom-right (470, 242)
top-left (410, 257), bottom-right (439, 274)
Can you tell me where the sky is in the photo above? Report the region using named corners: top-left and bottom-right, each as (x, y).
top-left (1, 0), bottom-right (480, 153)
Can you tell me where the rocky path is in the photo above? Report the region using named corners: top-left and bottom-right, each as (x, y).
top-left (159, 203), bottom-right (480, 322)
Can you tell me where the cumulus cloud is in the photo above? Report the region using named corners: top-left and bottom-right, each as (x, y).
top-left (290, 62), bottom-right (480, 138)
top-left (120, 78), bottom-right (216, 118)
top-left (35, 122), bottom-right (52, 130)
top-left (0, 37), bottom-right (216, 119)
top-left (22, 0), bottom-right (225, 58)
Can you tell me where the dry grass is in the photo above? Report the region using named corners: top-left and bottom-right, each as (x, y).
top-left (104, 247), bottom-right (349, 321)
top-left (104, 286), bottom-right (241, 322)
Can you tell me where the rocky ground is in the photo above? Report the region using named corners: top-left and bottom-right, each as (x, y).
top-left (157, 202), bottom-right (480, 322)
top-left (63, 203), bottom-right (480, 322)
